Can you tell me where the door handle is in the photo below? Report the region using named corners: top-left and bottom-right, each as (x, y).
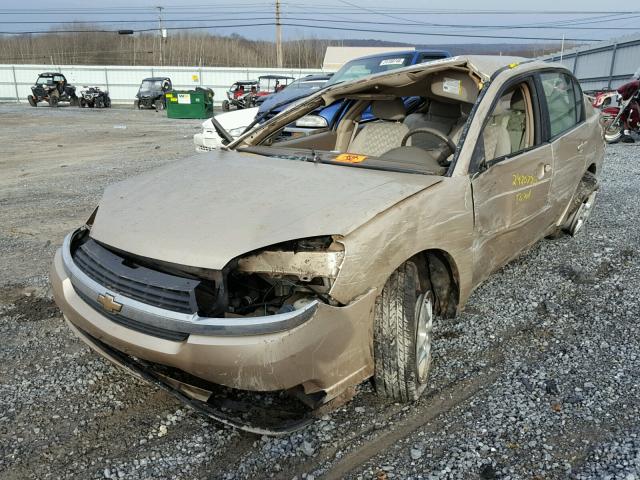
top-left (577, 141), bottom-right (587, 152)
top-left (538, 163), bottom-right (552, 179)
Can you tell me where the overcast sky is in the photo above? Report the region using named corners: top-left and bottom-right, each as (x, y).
top-left (0, 0), bottom-right (636, 46)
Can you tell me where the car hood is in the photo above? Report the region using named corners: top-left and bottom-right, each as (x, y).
top-left (90, 151), bottom-right (442, 270)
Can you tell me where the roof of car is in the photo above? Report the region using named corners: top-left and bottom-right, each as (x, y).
top-left (258, 75), bottom-right (295, 80)
top-left (299, 74), bottom-right (333, 82)
top-left (142, 77), bottom-right (171, 81)
top-left (344, 49), bottom-right (450, 62)
top-left (38, 72), bottom-right (64, 76)
top-left (234, 80), bottom-right (260, 85)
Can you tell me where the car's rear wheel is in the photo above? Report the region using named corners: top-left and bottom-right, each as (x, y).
top-left (104, 97), bottom-right (111, 108)
top-left (48, 96), bottom-right (59, 107)
top-left (27, 95), bottom-right (37, 107)
top-left (373, 260), bottom-right (433, 402)
top-left (222, 100), bottom-right (230, 111)
top-left (567, 172), bottom-right (598, 236)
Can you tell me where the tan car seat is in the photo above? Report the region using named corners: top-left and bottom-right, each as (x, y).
top-left (349, 99), bottom-right (410, 157)
top-left (483, 93), bottom-right (512, 160)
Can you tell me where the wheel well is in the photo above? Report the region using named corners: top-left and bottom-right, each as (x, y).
top-left (587, 163), bottom-right (596, 174)
top-left (414, 249), bottom-right (460, 319)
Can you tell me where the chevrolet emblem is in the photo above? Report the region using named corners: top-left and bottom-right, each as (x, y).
top-left (97, 293), bottom-right (123, 314)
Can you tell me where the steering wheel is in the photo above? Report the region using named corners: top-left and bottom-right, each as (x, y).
top-left (401, 128), bottom-right (457, 157)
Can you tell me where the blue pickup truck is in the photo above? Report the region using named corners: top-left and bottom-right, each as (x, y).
top-left (259, 49), bottom-right (451, 136)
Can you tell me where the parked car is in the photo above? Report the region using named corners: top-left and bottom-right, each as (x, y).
top-left (27, 72), bottom-right (78, 107)
top-left (194, 75), bottom-right (332, 152)
top-left (51, 55), bottom-right (603, 434)
top-left (78, 86), bottom-right (111, 108)
top-left (256, 74), bottom-right (332, 110)
top-left (194, 107), bottom-right (259, 152)
top-left (134, 77), bottom-right (172, 110)
top-left (259, 49), bottom-right (451, 138)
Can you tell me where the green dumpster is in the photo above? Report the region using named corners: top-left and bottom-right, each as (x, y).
top-left (165, 88), bottom-right (214, 119)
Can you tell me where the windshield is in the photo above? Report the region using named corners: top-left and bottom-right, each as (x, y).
top-left (140, 80), bottom-right (162, 91)
top-left (37, 77), bottom-right (54, 85)
top-left (327, 53), bottom-right (414, 86)
top-left (290, 80), bottom-right (327, 90)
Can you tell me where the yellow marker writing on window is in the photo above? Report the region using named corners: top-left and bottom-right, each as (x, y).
top-left (335, 153), bottom-right (367, 163)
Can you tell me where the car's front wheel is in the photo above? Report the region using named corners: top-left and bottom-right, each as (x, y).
top-left (373, 260), bottom-right (433, 402)
top-left (27, 95), bottom-right (37, 107)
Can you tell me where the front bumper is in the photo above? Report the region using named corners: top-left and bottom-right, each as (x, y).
top-left (50, 233), bottom-right (375, 396)
top-left (193, 131), bottom-right (222, 152)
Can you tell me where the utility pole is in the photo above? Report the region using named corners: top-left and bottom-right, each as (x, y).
top-left (157, 6), bottom-right (164, 67)
top-left (275, 0), bottom-right (283, 68)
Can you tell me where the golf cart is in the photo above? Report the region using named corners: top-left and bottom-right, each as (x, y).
top-left (28, 72), bottom-right (78, 107)
top-left (247, 75), bottom-right (295, 108)
top-left (134, 77), bottom-right (172, 111)
top-left (222, 80), bottom-right (259, 111)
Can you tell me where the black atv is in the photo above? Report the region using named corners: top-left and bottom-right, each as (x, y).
top-left (78, 86), bottom-right (111, 108)
top-left (134, 77), bottom-right (172, 111)
top-left (28, 72), bottom-right (78, 107)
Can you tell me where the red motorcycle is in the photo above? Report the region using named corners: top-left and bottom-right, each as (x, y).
top-left (600, 79), bottom-right (640, 143)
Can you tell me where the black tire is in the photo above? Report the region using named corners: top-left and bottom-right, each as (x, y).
top-left (155, 99), bottom-right (165, 111)
top-left (95, 97), bottom-right (104, 108)
top-left (70, 96), bottom-right (79, 107)
top-left (104, 96), bottom-right (111, 108)
top-left (48, 96), bottom-right (59, 107)
top-left (373, 260), bottom-right (433, 402)
top-left (79, 98), bottom-right (86, 108)
top-left (600, 116), bottom-right (623, 144)
top-left (27, 95), bottom-right (37, 107)
top-left (134, 100), bottom-right (140, 109)
top-left (222, 100), bottom-right (230, 112)
top-left (566, 171), bottom-right (598, 236)
top-left (88, 101), bottom-right (95, 108)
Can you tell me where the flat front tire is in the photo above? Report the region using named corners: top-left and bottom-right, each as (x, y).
top-left (373, 260), bottom-right (433, 402)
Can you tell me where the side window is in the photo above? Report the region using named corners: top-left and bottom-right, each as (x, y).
top-left (478, 82), bottom-right (535, 166)
top-left (540, 72), bottom-right (580, 137)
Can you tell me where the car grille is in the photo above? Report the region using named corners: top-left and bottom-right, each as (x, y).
top-left (76, 290), bottom-right (189, 342)
top-left (71, 238), bottom-right (200, 315)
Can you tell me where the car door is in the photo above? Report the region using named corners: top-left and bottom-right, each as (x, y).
top-left (537, 71), bottom-right (589, 220)
top-left (470, 77), bottom-right (555, 284)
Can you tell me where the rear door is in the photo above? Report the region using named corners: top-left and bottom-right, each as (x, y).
top-left (537, 71), bottom-right (589, 221)
top-left (470, 76), bottom-right (555, 284)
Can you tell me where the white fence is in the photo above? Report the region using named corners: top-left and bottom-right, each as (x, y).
top-left (0, 64), bottom-right (328, 105)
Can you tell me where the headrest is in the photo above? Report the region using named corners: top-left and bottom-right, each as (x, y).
top-left (429, 72), bottom-right (479, 104)
top-left (493, 91), bottom-right (514, 115)
top-left (372, 99), bottom-right (406, 121)
top-left (428, 100), bottom-right (460, 119)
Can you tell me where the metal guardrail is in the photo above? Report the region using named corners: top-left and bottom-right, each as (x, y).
top-left (541, 33), bottom-right (640, 92)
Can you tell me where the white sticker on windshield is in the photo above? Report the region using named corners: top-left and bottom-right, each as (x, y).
top-left (442, 78), bottom-right (462, 95)
top-left (380, 58), bottom-right (405, 66)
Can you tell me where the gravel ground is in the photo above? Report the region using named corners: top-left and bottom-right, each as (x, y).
top-left (1, 104), bottom-right (639, 480)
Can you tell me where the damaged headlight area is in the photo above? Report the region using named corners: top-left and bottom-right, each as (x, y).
top-left (224, 236), bottom-right (344, 316)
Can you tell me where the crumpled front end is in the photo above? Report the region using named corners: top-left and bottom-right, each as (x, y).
top-left (50, 229), bottom-right (375, 401)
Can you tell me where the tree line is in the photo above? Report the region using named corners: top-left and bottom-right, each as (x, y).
top-left (0, 29), bottom-right (336, 68)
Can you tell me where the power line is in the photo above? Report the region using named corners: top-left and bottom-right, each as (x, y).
top-left (0, 21), bottom-right (599, 41)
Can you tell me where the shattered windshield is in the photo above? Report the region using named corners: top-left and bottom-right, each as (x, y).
top-left (327, 54), bottom-right (414, 86)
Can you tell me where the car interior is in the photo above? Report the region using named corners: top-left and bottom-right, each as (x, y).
top-left (238, 70), bottom-right (533, 177)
